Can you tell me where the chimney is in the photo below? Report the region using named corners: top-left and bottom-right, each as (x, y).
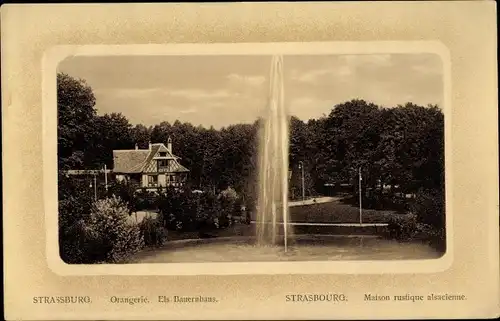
top-left (167, 136), bottom-right (172, 153)
top-left (148, 141), bottom-right (152, 150)
top-left (135, 143), bottom-right (138, 150)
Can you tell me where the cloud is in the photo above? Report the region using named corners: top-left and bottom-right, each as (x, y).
top-left (96, 87), bottom-right (238, 101)
top-left (168, 89), bottom-right (236, 100)
top-left (291, 66), bottom-right (353, 84)
top-left (179, 107), bottom-right (197, 114)
top-left (95, 87), bottom-right (165, 98)
top-left (226, 73), bottom-right (266, 87)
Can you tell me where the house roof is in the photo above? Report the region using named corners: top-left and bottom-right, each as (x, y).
top-left (112, 143), bottom-right (189, 174)
top-left (113, 150), bottom-right (149, 173)
top-left (160, 159), bottom-right (190, 173)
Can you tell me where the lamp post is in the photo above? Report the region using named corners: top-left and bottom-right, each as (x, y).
top-left (359, 166), bottom-right (363, 226)
top-left (93, 174), bottom-right (97, 201)
top-left (298, 161), bottom-right (305, 202)
top-left (104, 164), bottom-right (108, 193)
top-left (90, 174), bottom-right (97, 202)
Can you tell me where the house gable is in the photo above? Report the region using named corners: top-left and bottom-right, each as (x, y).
top-left (113, 142), bottom-right (190, 175)
top-left (143, 143), bottom-right (190, 174)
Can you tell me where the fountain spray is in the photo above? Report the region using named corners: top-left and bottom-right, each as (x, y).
top-left (256, 55), bottom-right (292, 252)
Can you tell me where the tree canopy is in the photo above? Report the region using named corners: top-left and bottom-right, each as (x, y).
top-left (58, 73), bottom-right (444, 202)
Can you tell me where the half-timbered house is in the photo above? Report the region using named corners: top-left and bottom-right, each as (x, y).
top-left (112, 137), bottom-right (189, 190)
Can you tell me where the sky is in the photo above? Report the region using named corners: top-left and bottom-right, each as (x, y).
top-left (58, 53), bottom-right (443, 129)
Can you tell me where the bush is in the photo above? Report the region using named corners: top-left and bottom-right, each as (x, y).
top-left (220, 187), bottom-right (238, 203)
top-left (157, 187), bottom-right (199, 231)
top-left (410, 188), bottom-right (445, 230)
top-left (156, 187), bottom-right (243, 232)
top-left (410, 188), bottom-right (446, 251)
top-left (106, 181), bottom-right (136, 213)
top-left (218, 187), bottom-right (239, 228)
top-left (59, 173), bottom-right (95, 263)
top-left (139, 216), bottom-right (167, 247)
top-left (60, 195), bottom-right (144, 264)
top-left (387, 214), bottom-right (418, 241)
top-left (88, 196), bottom-right (145, 263)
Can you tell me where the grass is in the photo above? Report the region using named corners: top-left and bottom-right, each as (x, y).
top-left (164, 198), bottom-right (404, 241)
top-left (288, 199), bottom-right (400, 224)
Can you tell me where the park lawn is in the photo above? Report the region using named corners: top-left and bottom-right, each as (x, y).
top-left (166, 200), bottom-right (401, 241)
top-left (289, 200), bottom-right (398, 224)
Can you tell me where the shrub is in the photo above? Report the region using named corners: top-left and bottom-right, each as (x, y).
top-left (155, 187), bottom-right (250, 232)
top-left (87, 196), bottom-right (145, 263)
top-left (59, 195), bottom-right (144, 264)
top-left (387, 214), bottom-right (418, 241)
top-left (410, 188), bottom-right (445, 230)
top-left (220, 187), bottom-right (238, 203)
top-left (157, 188), bottom-right (199, 231)
top-left (218, 187), bottom-right (239, 228)
top-left (410, 188), bottom-right (446, 251)
top-left (133, 190), bottom-right (157, 211)
top-left (106, 181), bottom-right (136, 213)
top-left (139, 216), bottom-right (167, 247)
top-left (59, 173), bottom-right (95, 263)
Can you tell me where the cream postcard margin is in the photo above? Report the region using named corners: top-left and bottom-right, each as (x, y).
top-left (2, 2), bottom-right (499, 320)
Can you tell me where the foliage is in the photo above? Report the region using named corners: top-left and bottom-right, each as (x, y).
top-left (58, 173), bottom-right (95, 263)
top-left (387, 188), bottom-right (446, 250)
top-left (57, 73), bottom-right (97, 170)
top-left (410, 188), bottom-right (445, 230)
top-left (219, 187), bottom-right (238, 203)
top-left (387, 214), bottom-right (419, 240)
top-left (89, 197), bottom-right (144, 263)
top-left (139, 216), bottom-right (168, 247)
top-left (59, 192), bottom-right (144, 264)
top-left (57, 72), bottom-right (445, 247)
top-left (155, 187), bottom-right (243, 232)
top-left (409, 188), bottom-right (446, 250)
top-left (106, 182), bottom-right (158, 213)
top-left (106, 181), bottom-right (136, 213)
top-left (58, 73), bottom-right (260, 200)
top-left (58, 73), bottom-right (444, 208)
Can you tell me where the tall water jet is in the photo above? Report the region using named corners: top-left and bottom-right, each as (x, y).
top-left (256, 55), bottom-right (292, 251)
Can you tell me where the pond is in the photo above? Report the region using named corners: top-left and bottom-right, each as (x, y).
top-left (130, 235), bottom-right (442, 263)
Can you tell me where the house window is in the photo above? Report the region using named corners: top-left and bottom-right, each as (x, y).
top-left (158, 159), bottom-right (168, 168)
top-left (148, 175), bottom-right (158, 186)
top-left (159, 152), bottom-right (167, 157)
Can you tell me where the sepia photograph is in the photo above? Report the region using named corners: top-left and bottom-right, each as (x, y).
top-left (3, 2), bottom-right (498, 320)
top-left (56, 51), bottom-right (446, 265)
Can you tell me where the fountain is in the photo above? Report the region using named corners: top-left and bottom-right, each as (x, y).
top-left (255, 55), bottom-right (293, 251)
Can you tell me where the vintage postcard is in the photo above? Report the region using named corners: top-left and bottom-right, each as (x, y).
top-left (2, 2), bottom-right (499, 320)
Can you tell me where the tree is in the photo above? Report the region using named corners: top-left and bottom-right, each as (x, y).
top-left (130, 124), bottom-right (152, 149)
top-left (88, 113), bottom-right (134, 168)
top-left (58, 173), bottom-right (94, 262)
top-left (57, 73), bottom-right (97, 169)
top-left (313, 99), bottom-right (383, 202)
